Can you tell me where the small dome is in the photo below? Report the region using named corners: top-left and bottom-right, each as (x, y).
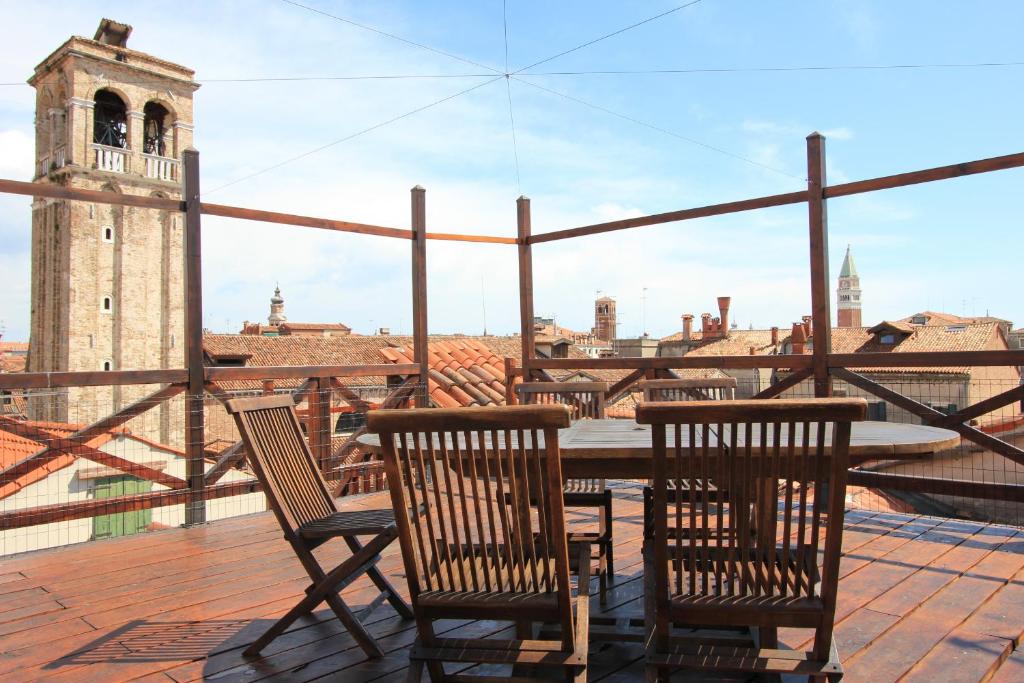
top-left (270, 286), bottom-right (284, 305)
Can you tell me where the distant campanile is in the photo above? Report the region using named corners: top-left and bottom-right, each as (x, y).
top-left (836, 245), bottom-right (862, 328)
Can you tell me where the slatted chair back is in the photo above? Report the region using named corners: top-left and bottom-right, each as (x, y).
top-left (226, 395), bottom-right (335, 536)
top-left (640, 377), bottom-right (737, 402)
top-left (369, 405), bottom-right (576, 630)
top-left (517, 381), bottom-right (608, 496)
top-left (636, 398), bottom-right (866, 646)
top-left (516, 381), bottom-right (608, 420)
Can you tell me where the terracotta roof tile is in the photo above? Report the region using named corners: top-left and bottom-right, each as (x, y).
top-left (0, 419), bottom-right (125, 500)
top-left (827, 322), bottom-right (1006, 374)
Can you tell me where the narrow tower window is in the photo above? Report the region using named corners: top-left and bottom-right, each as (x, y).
top-left (101, 296), bottom-right (112, 313)
top-left (101, 225), bottom-right (114, 243)
top-left (102, 359), bottom-right (113, 371)
top-left (93, 90), bottom-right (127, 148)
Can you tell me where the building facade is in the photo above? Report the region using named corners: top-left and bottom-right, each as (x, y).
top-left (26, 20), bottom-right (197, 443)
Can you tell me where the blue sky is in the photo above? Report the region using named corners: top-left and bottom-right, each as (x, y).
top-left (1, 1), bottom-right (1022, 343)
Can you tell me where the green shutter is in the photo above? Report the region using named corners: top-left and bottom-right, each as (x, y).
top-left (93, 475), bottom-right (153, 539)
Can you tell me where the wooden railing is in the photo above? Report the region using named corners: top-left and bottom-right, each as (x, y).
top-left (506, 354), bottom-right (1024, 507)
top-left (2, 134), bottom-right (1023, 538)
top-left (0, 364), bottom-right (420, 531)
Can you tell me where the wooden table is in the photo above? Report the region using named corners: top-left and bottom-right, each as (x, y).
top-left (356, 419), bottom-right (959, 479)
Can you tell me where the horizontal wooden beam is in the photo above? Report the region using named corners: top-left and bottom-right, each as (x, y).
top-left (828, 350), bottom-right (1024, 368)
top-left (204, 363), bottom-right (419, 381)
top-left (825, 151), bottom-right (1024, 199)
top-left (0, 177), bottom-right (184, 211)
top-left (532, 355), bottom-right (814, 370)
top-left (0, 370), bottom-right (188, 390)
top-left (200, 202), bottom-right (411, 239)
top-left (528, 190), bottom-right (808, 244)
top-left (847, 469), bottom-right (1024, 503)
top-left (0, 479), bottom-right (261, 530)
top-left (424, 232), bottom-right (517, 244)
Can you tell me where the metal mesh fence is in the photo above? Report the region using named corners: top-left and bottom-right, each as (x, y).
top-left (0, 379), bottom-right (428, 557)
top-left (779, 375), bottom-right (1024, 526)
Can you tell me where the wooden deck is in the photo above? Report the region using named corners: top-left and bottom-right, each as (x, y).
top-left (1, 484), bottom-right (1022, 682)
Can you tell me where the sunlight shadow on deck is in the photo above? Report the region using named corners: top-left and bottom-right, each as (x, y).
top-left (44, 619), bottom-right (254, 667)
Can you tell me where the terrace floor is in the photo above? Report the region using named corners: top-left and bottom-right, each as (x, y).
top-left (1, 484), bottom-right (1022, 682)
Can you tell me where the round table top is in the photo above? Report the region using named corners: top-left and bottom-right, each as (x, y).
top-left (356, 418), bottom-right (959, 464)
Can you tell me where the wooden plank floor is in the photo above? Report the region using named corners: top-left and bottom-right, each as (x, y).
top-left (1, 483), bottom-right (1021, 682)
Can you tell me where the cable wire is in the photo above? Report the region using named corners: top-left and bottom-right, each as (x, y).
top-left (5, 59), bottom-right (1018, 88)
top-left (512, 76), bottom-right (804, 181)
top-left (205, 75), bottom-right (504, 195)
top-left (503, 0), bottom-right (522, 193)
top-left (521, 60), bottom-right (1024, 76)
top-left (279, 0), bottom-right (503, 75)
top-left (513, 0), bottom-right (705, 74)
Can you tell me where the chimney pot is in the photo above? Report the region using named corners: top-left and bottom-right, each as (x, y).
top-left (681, 314), bottom-right (694, 341)
top-left (791, 322), bottom-right (807, 354)
top-left (749, 346), bottom-right (756, 355)
top-left (717, 296), bottom-right (732, 338)
top-left (771, 326), bottom-right (779, 346)
top-left (701, 313), bottom-right (712, 335)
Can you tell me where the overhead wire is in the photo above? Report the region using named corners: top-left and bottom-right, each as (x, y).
top-left (503, 0), bottom-right (522, 193)
top-left (512, 76), bottom-right (804, 181)
top-left (278, 0), bottom-right (503, 75)
top-left (512, 0), bottom-right (705, 74)
top-left (520, 61), bottom-right (1024, 76)
top-left (205, 75), bottom-right (505, 195)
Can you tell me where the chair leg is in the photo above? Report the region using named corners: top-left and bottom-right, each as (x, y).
top-left (324, 592), bottom-right (385, 659)
top-left (602, 490), bottom-right (615, 579)
top-left (405, 659), bottom-right (425, 682)
top-left (244, 530), bottom-right (392, 658)
top-left (345, 534), bottom-right (414, 619)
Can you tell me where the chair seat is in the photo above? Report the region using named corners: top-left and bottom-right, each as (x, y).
top-left (297, 509), bottom-right (396, 539)
top-left (647, 638), bottom-right (841, 677)
top-left (418, 588), bottom-right (562, 620)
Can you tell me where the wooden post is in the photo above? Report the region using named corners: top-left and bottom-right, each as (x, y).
top-left (308, 376), bottom-right (332, 473)
top-left (182, 148), bottom-right (206, 526)
top-left (504, 357), bottom-right (517, 405)
top-left (806, 133), bottom-right (833, 398)
top-left (517, 196), bottom-right (535, 379)
top-left (411, 186), bottom-right (429, 408)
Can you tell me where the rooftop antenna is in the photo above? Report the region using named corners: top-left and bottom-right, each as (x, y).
top-left (641, 286), bottom-right (648, 337)
top-left (481, 274), bottom-right (488, 335)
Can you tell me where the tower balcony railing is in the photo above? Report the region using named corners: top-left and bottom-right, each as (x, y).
top-left (35, 145), bottom-right (68, 178)
top-left (91, 143), bottom-right (129, 174)
top-left (143, 153), bottom-right (179, 181)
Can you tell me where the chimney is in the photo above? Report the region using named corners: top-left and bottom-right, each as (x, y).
top-left (701, 313), bottom-right (712, 336)
top-left (261, 379), bottom-right (276, 395)
top-left (717, 297), bottom-right (731, 338)
top-left (801, 315), bottom-right (812, 339)
top-left (791, 322), bottom-right (808, 354)
top-left (770, 326), bottom-right (779, 346)
top-left (681, 314), bottom-right (693, 341)
top-left (749, 346), bottom-right (756, 355)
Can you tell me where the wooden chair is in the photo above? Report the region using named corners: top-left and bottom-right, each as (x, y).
top-left (639, 377), bottom-right (737, 402)
top-left (225, 395), bottom-right (413, 659)
top-left (368, 405), bottom-right (590, 682)
top-left (516, 380), bottom-right (614, 603)
top-left (638, 377), bottom-right (738, 540)
top-left (636, 398), bottom-right (866, 682)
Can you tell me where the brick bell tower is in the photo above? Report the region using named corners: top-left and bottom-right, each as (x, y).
top-left (836, 245), bottom-right (862, 328)
top-left (26, 19), bottom-right (198, 442)
top-left (594, 296), bottom-right (616, 342)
